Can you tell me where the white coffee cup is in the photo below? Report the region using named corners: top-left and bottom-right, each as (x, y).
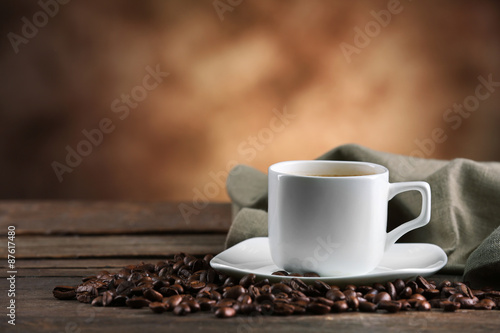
top-left (268, 160), bottom-right (431, 276)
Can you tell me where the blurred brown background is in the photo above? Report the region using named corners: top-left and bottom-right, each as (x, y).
top-left (0, 0), bottom-right (499, 202)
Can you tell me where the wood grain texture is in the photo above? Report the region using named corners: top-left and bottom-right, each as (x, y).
top-left (0, 234), bottom-right (226, 259)
top-left (0, 201), bottom-right (232, 235)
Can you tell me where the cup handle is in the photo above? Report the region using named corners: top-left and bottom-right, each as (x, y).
top-left (385, 181), bottom-right (431, 251)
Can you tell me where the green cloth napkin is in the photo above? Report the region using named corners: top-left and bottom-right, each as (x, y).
top-left (225, 144), bottom-right (500, 288)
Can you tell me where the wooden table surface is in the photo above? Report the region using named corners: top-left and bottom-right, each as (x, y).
top-left (0, 201), bottom-right (499, 332)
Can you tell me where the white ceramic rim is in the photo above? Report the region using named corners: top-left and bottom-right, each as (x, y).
top-left (269, 160), bottom-right (388, 178)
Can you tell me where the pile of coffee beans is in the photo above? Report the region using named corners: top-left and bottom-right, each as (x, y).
top-left (53, 253), bottom-right (500, 318)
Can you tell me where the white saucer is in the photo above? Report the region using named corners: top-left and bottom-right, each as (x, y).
top-left (210, 237), bottom-right (448, 286)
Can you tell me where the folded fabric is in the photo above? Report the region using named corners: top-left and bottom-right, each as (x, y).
top-left (225, 144), bottom-right (500, 288)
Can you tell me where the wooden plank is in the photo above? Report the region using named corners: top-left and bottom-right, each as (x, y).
top-left (0, 201), bottom-right (232, 235)
top-left (6, 276), bottom-right (500, 333)
top-left (0, 234), bottom-right (226, 259)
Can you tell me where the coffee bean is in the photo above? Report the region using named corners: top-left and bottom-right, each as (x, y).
top-left (215, 306), bottom-right (236, 318)
top-left (314, 297), bottom-right (334, 307)
top-left (173, 303), bottom-right (191, 316)
top-left (385, 282), bottom-right (397, 300)
top-left (197, 297), bottom-right (216, 311)
top-left (143, 288), bottom-right (163, 302)
top-left (313, 280), bottom-right (331, 293)
top-left (149, 302), bottom-right (167, 313)
top-left (274, 303), bottom-right (295, 316)
top-left (271, 283), bottom-right (292, 295)
top-left (416, 300), bottom-right (431, 311)
top-left (393, 279), bottom-right (406, 294)
top-left (165, 295), bottom-right (183, 308)
top-left (126, 297), bottom-right (150, 309)
top-left (303, 272), bottom-right (320, 277)
top-left (53, 286), bottom-right (77, 300)
top-left (397, 300), bottom-right (411, 311)
top-left (331, 300), bottom-right (349, 313)
top-left (272, 271), bottom-right (288, 276)
top-left (346, 296), bottom-right (359, 310)
top-left (409, 293), bottom-right (426, 301)
top-left (325, 289), bottom-right (345, 302)
top-left (377, 300), bottom-right (401, 313)
top-left (239, 274), bottom-right (256, 288)
top-left (441, 300), bottom-right (461, 312)
top-left (416, 276), bottom-right (434, 290)
top-left (457, 297), bottom-right (476, 309)
top-left (91, 296), bottom-right (103, 307)
top-left (184, 300), bottom-right (201, 313)
top-left (307, 302), bottom-right (331, 315)
top-left (223, 285), bottom-right (246, 299)
top-left (374, 292), bottom-right (391, 304)
top-left (399, 286), bottom-right (413, 299)
top-left (102, 291), bottom-right (114, 306)
top-left (474, 299), bottom-right (495, 310)
top-left (359, 301), bottom-right (377, 313)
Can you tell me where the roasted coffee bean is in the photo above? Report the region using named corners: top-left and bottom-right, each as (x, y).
top-left (457, 297), bottom-right (476, 309)
top-left (474, 299), bottom-right (495, 310)
top-left (303, 272), bottom-right (320, 277)
top-left (325, 289), bottom-right (345, 302)
top-left (271, 283), bottom-right (292, 295)
top-left (274, 303), bottom-right (295, 316)
top-left (342, 284), bottom-right (354, 291)
top-left (91, 296), bottom-right (103, 307)
top-left (215, 306), bottom-right (236, 318)
top-left (423, 288), bottom-right (440, 299)
top-left (238, 303), bottom-right (256, 315)
top-left (416, 300), bottom-right (431, 311)
top-left (307, 302), bottom-right (331, 315)
top-left (407, 281), bottom-right (419, 293)
top-left (210, 290), bottom-right (222, 301)
top-left (53, 286), bottom-right (77, 300)
top-left (397, 300), bottom-right (411, 311)
top-left (237, 294), bottom-right (252, 305)
top-left (409, 293), bottom-right (426, 301)
top-left (359, 301), bottom-right (377, 313)
top-left (346, 296), bottom-right (359, 310)
top-left (441, 300), bottom-right (461, 312)
top-left (343, 289), bottom-right (357, 298)
top-left (393, 279), bottom-right (406, 294)
top-left (143, 288), bottom-right (163, 302)
top-left (173, 303), bottom-right (191, 316)
top-left (314, 297), bottom-right (334, 307)
top-left (373, 292), bottom-right (391, 304)
top-left (197, 297), bottom-right (216, 311)
top-left (223, 285), bottom-right (246, 299)
top-left (399, 286), bottom-right (413, 299)
top-left (239, 274), bottom-right (256, 288)
top-left (385, 282), bottom-right (397, 300)
top-left (165, 295), bottom-right (183, 308)
top-left (313, 280), bottom-right (331, 293)
top-left (272, 271), bottom-right (289, 276)
top-left (184, 300), bottom-right (201, 313)
top-left (428, 298), bottom-right (443, 308)
top-left (149, 302), bottom-right (168, 313)
top-left (377, 300), bottom-right (401, 313)
top-left (373, 283), bottom-right (386, 292)
top-left (189, 280), bottom-right (206, 290)
top-left (416, 276), bottom-right (434, 290)
top-left (331, 300), bottom-right (349, 313)
top-left (101, 291), bottom-right (115, 306)
top-left (126, 297), bottom-right (150, 309)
